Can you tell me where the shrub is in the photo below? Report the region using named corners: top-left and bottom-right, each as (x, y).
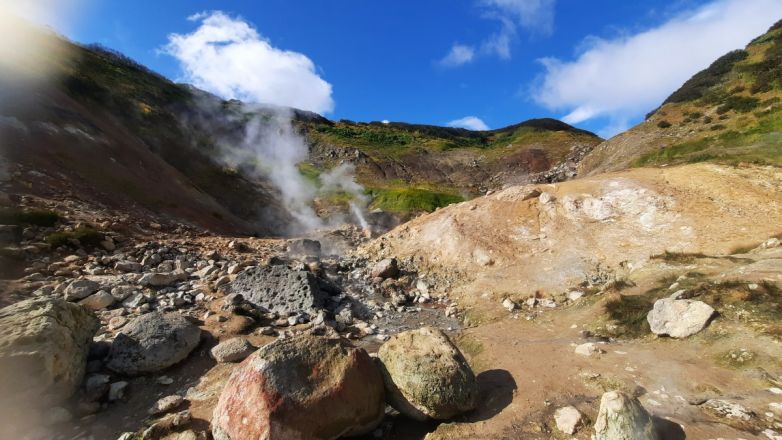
top-left (657, 120), bottom-right (672, 128)
top-left (46, 226), bottom-right (103, 248)
top-left (710, 124), bottom-right (727, 131)
top-left (716, 96), bottom-right (760, 114)
top-left (663, 50), bottom-right (748, 104)
top-left (0, 208), bottom-right (59, 227)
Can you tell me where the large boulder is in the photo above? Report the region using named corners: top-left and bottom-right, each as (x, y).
top-left (212, 334), bottom-right (385, 440)
top-left (593, 391), bottom-right (658, 440)
top-left (226, 265), bottom-right (327, 315)
top-left (647, 298), bottom-right (715, 338)
top-left (106, 312), bottom-right (201, 375)
top-left (0, 298), bottom-right (98, 403)
top-left (377, 326), bottom-right (477, 421)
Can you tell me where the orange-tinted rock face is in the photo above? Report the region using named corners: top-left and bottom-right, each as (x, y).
top-left (211, 334), bottom-right (385, 440)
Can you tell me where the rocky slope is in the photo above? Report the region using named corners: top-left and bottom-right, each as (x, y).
top-left (580, 19), bottom-right (782, 175)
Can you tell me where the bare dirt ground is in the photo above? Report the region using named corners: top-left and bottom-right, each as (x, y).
top-left (6, 162), bottom-right (782, 439)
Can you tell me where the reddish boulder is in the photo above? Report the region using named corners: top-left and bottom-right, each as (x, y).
top-left (211, 334), bottom-right (385, 440)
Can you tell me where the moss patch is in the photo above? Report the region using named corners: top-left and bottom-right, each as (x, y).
top-left (367, 187), bottom-right (464, 213)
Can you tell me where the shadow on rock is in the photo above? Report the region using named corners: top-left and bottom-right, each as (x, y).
top-left (471, 369), bottom-right (517, 422)
top-left (653, 415), bottom-right (686, 440)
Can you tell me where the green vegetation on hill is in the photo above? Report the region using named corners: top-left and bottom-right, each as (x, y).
top-left (628, 19), bottom-right (782, 169)
top-left (367, 188), bottom-right (464, 213)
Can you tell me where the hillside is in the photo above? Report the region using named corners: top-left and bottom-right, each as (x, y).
top-left (0, 25), bottom-right (600, 236)
top-left (302, 118), bottom-right (600, 213)
top-left (580, 19), bottom-right (782, 175)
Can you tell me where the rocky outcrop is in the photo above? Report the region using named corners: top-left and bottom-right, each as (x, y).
top-left (226, 265), bottom-right (327, 315)
top-left (647, 298), bottom-right (715, 338)
top-left (211, 334), bottom-right (385, 440)
top-left (593, 391), bottom-right (657, 440)
top-left (106, 312), bottom-right (201, 375)
top-left (0, 298), bottom-right (98, 404)
top-left (377, 326), bottom-right (477, 421)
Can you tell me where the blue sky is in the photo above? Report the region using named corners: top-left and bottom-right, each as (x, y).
top-left (17, 0), bottom-right (782, 137)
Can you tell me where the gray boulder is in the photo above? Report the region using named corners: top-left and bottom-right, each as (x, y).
top-left (377, 326), bottom-right (477, 421)
top-left (106, 312), bottom-right (201, 375)
top-left (0, 298), bottom-right (98, 404)
top-left (647, 298), bottom-right (715, 338)
top-left (226, 265), bottom-right (327, 315)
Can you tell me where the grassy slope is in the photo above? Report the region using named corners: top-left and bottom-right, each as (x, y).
top-left (580, 19), bottom-right (782, 175)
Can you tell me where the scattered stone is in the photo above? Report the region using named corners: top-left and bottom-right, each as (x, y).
top-left (108, 381), bottom-right (129, 401)
top-left (106, 312), bottom-right (201, 375)
top-left (212, 334), bottom-right (384, 440)
top-left (84, 373), bottom-right (110, 401)
top-left (150, 395), bottom-right (185, 415)
top-left (502, 298), bottom-right (517, 312)
top-left (288, 238), bottom-right (322, 257)
top-left (702, 399), bottom-right (754, 424)
top-left (115, 260), bottom-right (142, 273)
top-left (157, 376), bottom-right (174, 385)
top-left (141, 410), bottom-right (191, 439)
top-left (109, 316), bottom-right (128, 330)
top-left (64, 279), bottom-right (100, 301)
top-left (575, 342), bottom-right (604, 357)
top-left (79, 290), bottom-right (115, 311)
top-left (227, 265), bottom-right (327, 315)
top-left (377, 326), bottom-right (477, 421)
top-left (139, 270), bottom-right (188, 287)
top-left (45, 406), bottom-right (73, 425)
top-left (0, 298), bottom-right (98, 404)
top-left (647, 298), bottom-right (715, 338)
top-left (554, 405), bottom-right (582, 435)
top-left (567, 290), bottom-right (585, 302)
top-left (371, 258), bottom-right (399, 279)
top-left (210, 338), bottom-right (255, 363)
top-left (593, 391), bottom-right (657, 440)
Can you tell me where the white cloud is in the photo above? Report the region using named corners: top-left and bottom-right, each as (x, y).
top-left (439, 43), bottom-right (476, 67)
top-left (447, 116), bottom-right (490, 131)
top-left (439, 0), bottom-right (556, 66)
top-left (533, 0), bottom-right (782, 134)
top-left (481, 0), bottom-right (556, 36)
top-left (164, 11), bottom-right (334, 114)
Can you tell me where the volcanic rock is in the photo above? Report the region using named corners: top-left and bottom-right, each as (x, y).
top-left (106, 312), bottom-right (201, 375)
top-left (211, 334), bottom-right (384, 440)
top-left (226, 265), bottom-right (327, 315)
top-left (377, 326), bottom-right (477, 421)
